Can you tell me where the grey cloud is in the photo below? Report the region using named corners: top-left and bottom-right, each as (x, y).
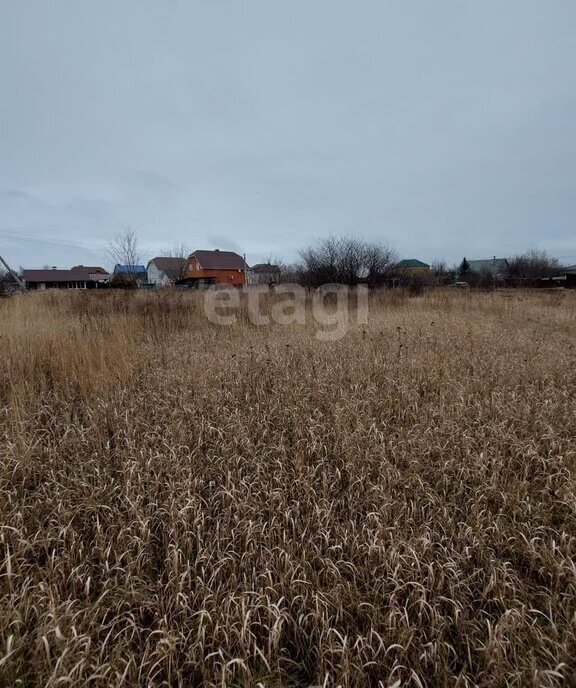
top-left (1, 1), bottom-right (575, 269)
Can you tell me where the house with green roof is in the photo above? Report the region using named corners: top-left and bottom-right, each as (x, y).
top-left (396, 259), bottom-right (430, 275)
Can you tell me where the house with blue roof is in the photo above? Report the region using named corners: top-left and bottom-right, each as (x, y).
top-left (113, 264), bottom-right (148, 286)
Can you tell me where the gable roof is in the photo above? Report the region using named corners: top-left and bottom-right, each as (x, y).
top-left (563, 264), bottom-right (576, 273)
top-left (114, 264), bottom-right (147, 274)
top-left (71, 265), bottom-right (107, 273)
top-left (397, 259), bottom-right (430, 268)
top-left (22, 269), bottom-right (111, 283)
top-left (250, 263), bottom-right (280, 273)
top-left (23, 269), bottom-right (92, 283)
top-left (148, 257), bottom-right (187, 278)
top-left (192, 250), bottom-right (246, 270)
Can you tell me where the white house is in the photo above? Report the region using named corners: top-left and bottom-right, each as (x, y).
top-left (146, 257), bottom-right (187, 287)
top-left (246, 263), bottom-right (281, 285)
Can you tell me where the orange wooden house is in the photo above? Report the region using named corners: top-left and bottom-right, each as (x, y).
top-left (184, 250), bottom-right (247, 286)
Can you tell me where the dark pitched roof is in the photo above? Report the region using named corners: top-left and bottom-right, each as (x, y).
top-left (192, 250), bottom-right (246, 270)
top-left (250, 263), bottom-right (280, 273)
top-left (397, 259), bottom-right (430, 268)
top-left (23, 269), bottom-right (92, 283)
top-left (71, 265), bottom-right (107, 273)
top-left (563, 264), bottom-right (576, 273)
top-left (114, 264), bottom-right (147, 274)
top-left (148, 257), bottom-right (187, 278)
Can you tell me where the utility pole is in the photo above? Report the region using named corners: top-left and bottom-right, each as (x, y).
top-left (0, 255), bottom-right (26, 290)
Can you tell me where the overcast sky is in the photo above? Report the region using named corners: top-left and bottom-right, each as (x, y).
top-left (1, 1), bottom-right (575, 270)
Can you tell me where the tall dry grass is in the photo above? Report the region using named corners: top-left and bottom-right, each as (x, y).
top-left (1, 289), bottom-right (575, 687)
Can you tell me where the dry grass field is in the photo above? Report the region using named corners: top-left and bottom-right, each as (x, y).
top-left (1, 289), bottom-right (575, 687)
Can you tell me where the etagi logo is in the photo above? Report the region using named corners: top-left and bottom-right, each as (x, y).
top-left (204, 284), bottom-right (368, 341)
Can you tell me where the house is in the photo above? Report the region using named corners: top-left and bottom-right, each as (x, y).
top-left (147, 257), bottom-right (187, 288)
top-left (112, 264), bottom-right (148, 285)
top-left (247, 263), bottom-right (281, 285)
top-left (396, 259), bottom-right (430, 276)
top-left (182, 250), bottom-right (247, 287)
top-left (23, 267), bottom-right (111, 290)
top-left (537, 264), bottom-right (576, 289)
top-left (70, 265), bottom-right (108, 274)
top-left (537, 273), bottom-right (576, 289)
top-left (467, 258), bottom-right (509, 279)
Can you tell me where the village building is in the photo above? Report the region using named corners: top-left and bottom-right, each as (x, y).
top-left (247, 263), bottom-right (281, 285)
top-left (70, 265), bottom-right (108, 274)
top-left (181, 250), bottom-right (247, 287)
top-left (112, 264), bottom-right (148, 285)
top-left (396, 259), bottom-right (430, 276)
top-left (22, 267), bottom-right (111, 290)
top-left (467, 258), bottom-right (509, 279)
top-left (147, 257), bottom-right (187, 287)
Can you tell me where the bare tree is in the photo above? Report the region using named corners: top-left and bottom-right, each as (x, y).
top-left (107, 229), bottom-right (142, 285)
top-left (299, 236), bottom-right (340, 286)
top-left (363, 243), bottom-right (398, 287)
top-left (284, 264), bottom-right (303, 283)
top-left (431, 260), bottom-right (447, 276)
top-left (431, 259), bottom-right (455, 285)
top-left (162, 242), bottom-right (193, 260)
top-left (506, 249), bottom-right (560, 281)
top-left (299, 236), bottom-right (397, 287)
top-left (0, 267), bottom-right (11, 297)
top-left (272, 260), bottom-right (303, 284)
top-left (160, 242), bottom-right (193, 281)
